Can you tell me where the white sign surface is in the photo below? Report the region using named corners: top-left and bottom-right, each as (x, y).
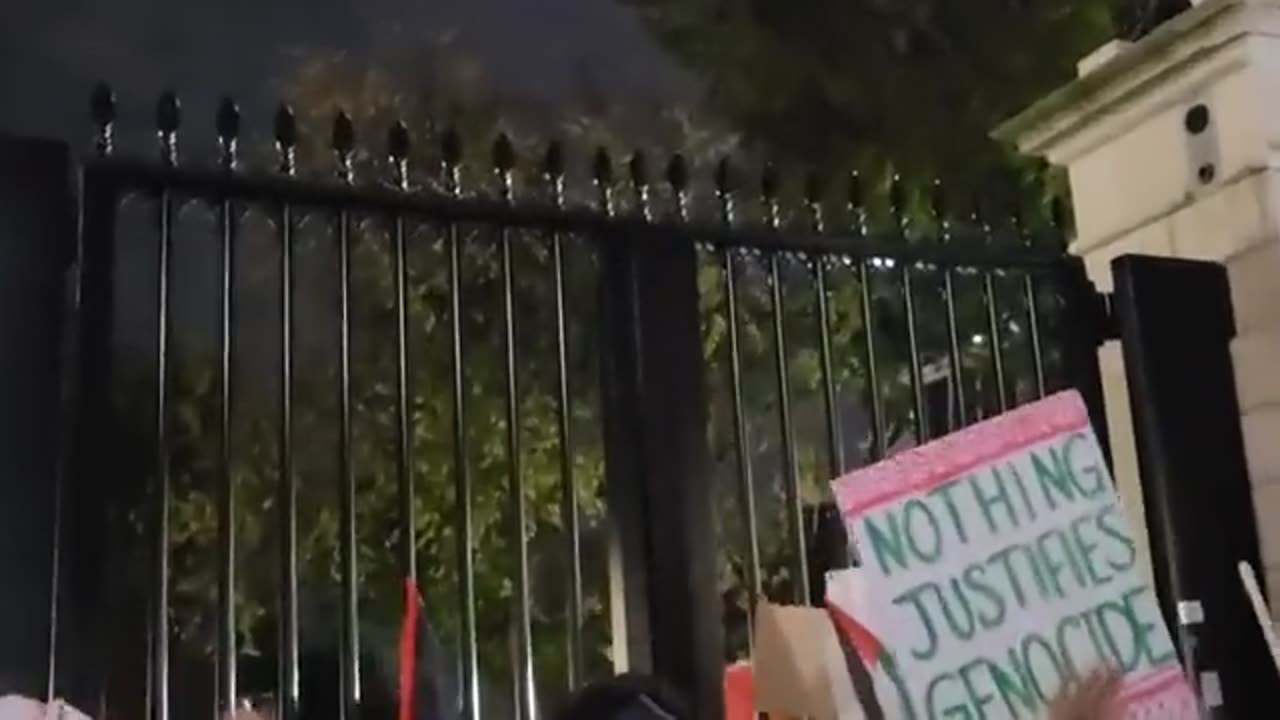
top-left (829, 392), bottom-right (1197, 719)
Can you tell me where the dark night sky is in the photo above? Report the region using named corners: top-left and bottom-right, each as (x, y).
top-left (0, 0), bottom-right (689, 147)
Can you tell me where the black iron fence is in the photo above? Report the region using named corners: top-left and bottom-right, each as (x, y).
top-left (32, 85), bottom-right (1111, 720)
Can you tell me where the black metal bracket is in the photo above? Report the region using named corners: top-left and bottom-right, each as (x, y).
top-left (1096, 290), bottom-right (1119, 344)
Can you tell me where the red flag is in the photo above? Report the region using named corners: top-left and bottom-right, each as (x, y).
top-left (398, 578), bottom-right (421, 720)
top-left (723, 662), bottom-right (753, 720)
top-left (825, 602), bottom-right (886, 671)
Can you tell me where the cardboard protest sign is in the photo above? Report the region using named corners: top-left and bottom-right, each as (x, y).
top-left (0, 696), bottom-right (92, 720)
top-left (829, 391), bottom-right (1197, 719)
top-left (752, 602), bottom-right (840, 719)
top-left (750, 596), bottom-right (868, 720)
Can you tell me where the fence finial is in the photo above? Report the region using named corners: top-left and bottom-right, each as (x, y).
top-left (593, 147), bottom-right (614, 216)
top-left (388, 121), bottom-right (411, 191)
top-left (848, 170), bottom-right (867, 238)
top-left (666, 154), bottom-right (689, 193)
top-left (592, 147), bottom-right (612, 186)
top-left (441, 127), bottom-right (462, 168)
top-left (492, 133), bottom-right (515, 172)
top-left (441, 127), bottom-right (463, 196)
top-left (273, 104), bottom-right (297, 176)
top-left (216, 98), bottom-right (240, 171)
top-left (667, 153), bottom-right (689, 220)
top-left (714, 157), bottom-right (735, 226)
top-left (930, 178), bottom-right (949, 242)
top-left (156, 90), bottom-right (181, 167)
top-left (803, 171), bottom-right (823, 205)
top-left (761, 162), bottom-right (779, 200)
top-left (761, 162), bottom-right (781, 229)
top-left (544, 141), bottom-right (565, 179)
top-left (90, 82), bottom-right (116, 157)
top-left (628, 151), bottom-right (649, 189)
top-left (629, 151), bottom-right (651, 220)
top-left (805, 171), bottom-right (825, 233)
top-left (545, 142), bottom-right (566, 208)
top-left (492, 133), bottom-right (515, 201)
top-left (889, 173), bottom-right (906, 234)
top-left (332, 110), bottom-right (355, 184)
top-left (715, 157), bottom-right (733, 197)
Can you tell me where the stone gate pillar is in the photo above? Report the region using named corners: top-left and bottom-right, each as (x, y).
top-left (996, 0), bottom-right (1280, 604)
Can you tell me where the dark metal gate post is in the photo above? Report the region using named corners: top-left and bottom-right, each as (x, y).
top-left (1111, 253), bottom-right (1278, 711)
top-left (598, 229), bottom-right (722, 718)
top-left (1055, 257), bottom-right (1113, 461)
top-left (0, 135), bottom-right (75, 699)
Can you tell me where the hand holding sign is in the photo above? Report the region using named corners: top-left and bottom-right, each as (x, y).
top-left (1045, 669), bottom-right (1124, 720)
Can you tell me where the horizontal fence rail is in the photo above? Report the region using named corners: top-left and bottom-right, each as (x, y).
top-left (55, 84), bottom-right (1107, 720)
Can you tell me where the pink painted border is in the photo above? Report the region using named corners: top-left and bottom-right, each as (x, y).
top-left (1120, 667), bottom-right (1198, 719)
top-left (832, 391), bottom-right (1091, 518)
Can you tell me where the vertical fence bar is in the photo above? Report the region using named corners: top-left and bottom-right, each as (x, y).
top-left (850, 174), bottom-right (885, 461)
top-left (761, 164), bottom-right (809, 604)
top-left (214, 98), bottom-right (240, 718)
top-left (931, 181), bottom-right (967, 429)
top-left (331, 112), bottom-right (361, 720)
top-left (150, 90), bottom-right (180, 720)
top-left (1013, 208), bottom-right (1047, 399)
top-left (388, 123), bottom-right (417, 585)
top-left (807, 174), bottom-right (844, 476)
top-left (273, 105), bottom-right (301, 720)
top-left (715, 162), bottom-right (762, 616)
top-left (890, 176), bottom-right (928, 444)
top-left (544, 143), bottom-right (584, 687)
top-left (975, 204), bottom-right (1009, 414)
top-left (442, 130), bottom-right (480, 720)
top-left (493, 134), bottom-right (535, 720)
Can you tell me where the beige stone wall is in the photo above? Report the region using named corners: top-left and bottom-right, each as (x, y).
top-left (997, 0), bottom-right (1280, 608)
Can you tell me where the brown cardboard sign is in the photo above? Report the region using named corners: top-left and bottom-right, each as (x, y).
top-left (752, 601), bottom-right (846, 719)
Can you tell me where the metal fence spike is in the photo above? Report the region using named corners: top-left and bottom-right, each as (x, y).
top-left (628, 151), bottom-right (648, 188)
top-left (715, 157), bottom-right (734, 196)
top-left (666, 153), bottom-right (689, 193)
top-left (761, 162), bottom-right (779, 200)
top-left (592, 147), bottom-right (612, 185)
top-left (544, 141), bottom-right (565, 178)
top-left (90, 82), bottom-right (116, 156)
top-left (441, 127), bottom-right (462, 168)
top-left (492, 132), bottom-right (515, 172)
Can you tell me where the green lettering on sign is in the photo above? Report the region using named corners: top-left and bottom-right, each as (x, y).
top-left (866, 510), bottom-right (910, 577)
top-left (1031, 445), bottom-right (1076, 512)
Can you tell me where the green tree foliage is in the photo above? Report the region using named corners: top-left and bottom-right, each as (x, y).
top-left (622, 0), bottom-right (1114, 190)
